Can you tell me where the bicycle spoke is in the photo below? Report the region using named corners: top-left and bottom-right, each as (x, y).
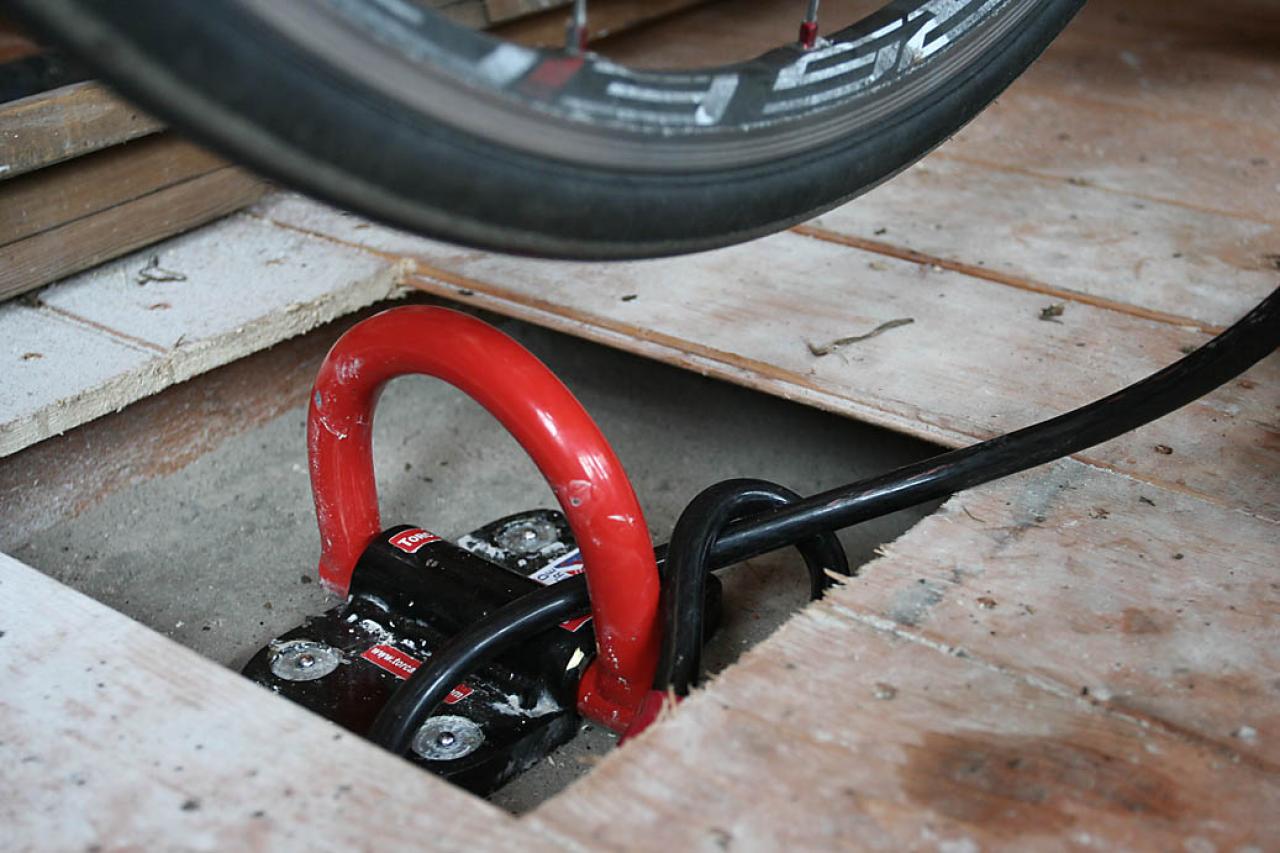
top-left (565, 0), bottom-right (588, 53)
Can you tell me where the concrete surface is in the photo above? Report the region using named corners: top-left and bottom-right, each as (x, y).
top-left (8, 312), bottom-right (940, 813)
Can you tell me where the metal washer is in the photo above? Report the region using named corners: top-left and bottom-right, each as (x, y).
top-left (269, 639), bottom-right (341, 682)
top-left (412, 715), bottom-right (485, 761)
top-left (494, 516), bottom-right (560, 555)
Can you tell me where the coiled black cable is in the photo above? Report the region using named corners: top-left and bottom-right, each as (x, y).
top-left (655, 479), bottom-right (850, 697)
top-left (370, 286), bottom-right (1279, 755)
top-left (370, 479), bottom-right (848, 754)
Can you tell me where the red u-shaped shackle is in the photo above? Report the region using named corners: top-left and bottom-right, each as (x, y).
top-left (307, 306), bottom-right (660, 729)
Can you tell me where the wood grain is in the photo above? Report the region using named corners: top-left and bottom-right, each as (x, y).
top-left (0, 134), bottom-right (226, 246)
top-left (535, 505), bottom-right (1280, 847)
top-left (0, 81), bottom-right (163, 180)
top-left (829, 460), bottom-right (1280, 767)
top-left (254, 195), bottom-right (1280, 522)
top-left (486, 0), bottom-right (565, 25)
top-left (805, 157), bottom-right (1279, 331)
top-left (1064, 0), bottom-right (1280, 47)
top-left (0, 211), bottom-right (407, 458)
top-left (1023, 24), bottom-right (1280, 135)
top-left (940, 90), bottom-right (1280, 224)
top-left (1, 167), bottom-right (265, 300)
top-left (0, 551), bottom-right (546, 852)
top-left (439, 0), bottom-right (491, 29)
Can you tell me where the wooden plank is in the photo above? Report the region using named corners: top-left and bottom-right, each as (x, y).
top-left (0, 81), bottom-right (163, 180)
top-left (254, 195), bottom-right (1280, 522)
top-left (494, 0), bottom-right (711, 48)
top-left (0, 307), bottom-right (366, 547)
top-left (0, 167), bottom-right (265, 300)
top-left (1022, 25), bottom-right (1280, 134)
top-left (0, 212), bottom-right (407, 457)
top-left (840, 459), bottom-right (1280, 766)
top-left (940, 88), bottom-right (1279, 225)
top-left (0, 133), bottom-right (225, 246)
top-left (486, 0), bottom-right (564, 25)
top-left (534, 509), bottom-right (1280, 848)
top-left (0, 301), bottom-right (157, 444)
top-left (1064, 0), bottom-right (1280, 47)
top-left (0, 551), bottom-right (540, 851)
top-left (438, 0), bottom-right (491, 29)
top-left (806, 157), bottom-right (1279, 331)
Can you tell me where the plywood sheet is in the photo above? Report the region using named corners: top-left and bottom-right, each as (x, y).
top-left (255, 195), bottom-right (1280, 523)
top-left (0, 551), bottom-right (540, 852)
top-left (825, 459), bottom-right (1280, 766)
top-left (0, 213), bottom-right (407, 457)
top-left (940, 90), bottom-right (1279, 224)
top-left (805, 157), bottom-right (1279, 331)
top-left (536, 494), bottom-right (1280, 848)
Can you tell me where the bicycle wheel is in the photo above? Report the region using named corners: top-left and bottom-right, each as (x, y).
top-left (11, 0), bottom-right (1084, 259)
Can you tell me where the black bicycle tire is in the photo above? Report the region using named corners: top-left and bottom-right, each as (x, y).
top-left (11, 0), bottom-right (1084, 259)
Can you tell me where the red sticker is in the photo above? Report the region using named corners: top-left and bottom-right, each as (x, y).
top-left (522, 56), bottom-right (584, 94)
top-left (444, 684), bottom-right (473, 705)
top-left (361, 644), bottom-right (471, 702)
top-left (559, 614), bottom-right (593, 633)
top-left (388, 528), bottom-right (441, 554)
top-left (361, 643), bottom-right (421, 678)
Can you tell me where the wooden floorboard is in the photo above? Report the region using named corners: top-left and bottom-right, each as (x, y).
top-left (255, 196), bottom-right (1280, 522)
top-left (535, 501), bottom-right (1279, 848)
top-left (1064, 0), bottom-right (1280, 46)
top-left (816, 461), bottom-right (1280, 768)
top-left (0, 81), bottom-right (163, 179)
top-left (0, 213), bottom-right (407, 457)
top-left (1, 167), bottom-right (267, 300)
top-left (940, 90), bottom-right (1279, 224)
top-left (0, 134), bottom-right (227, 247)
top-left (0, 552), bottom-right (545, 852)
top-left (803, 156), bottom-right (1278, 331)
top-left (1021, 28), bottom-right (1280, 135)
